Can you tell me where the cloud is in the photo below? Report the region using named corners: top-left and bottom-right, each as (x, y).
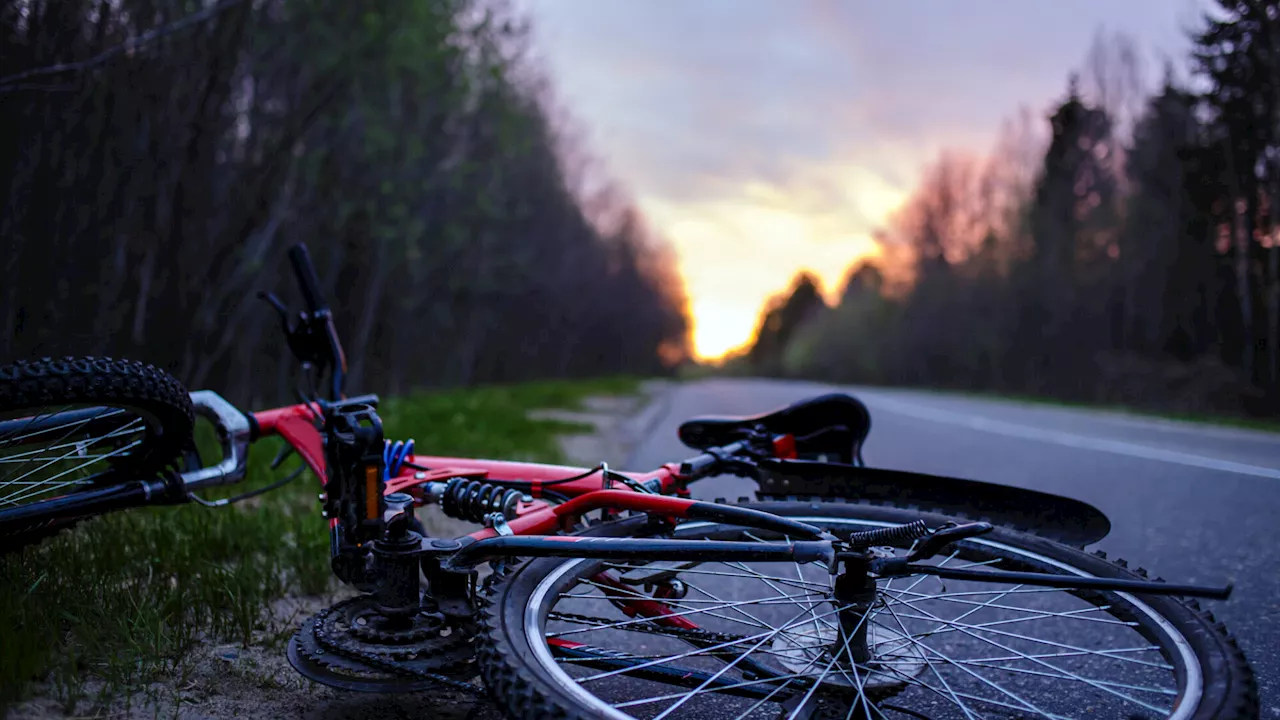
top-left (517, 0), bottom-right (1211, 358)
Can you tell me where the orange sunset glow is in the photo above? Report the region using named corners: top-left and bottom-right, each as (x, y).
top-left (519, 0), bottom-right (1205, 364)
top-left (640, 177), bottom-right (899, 361)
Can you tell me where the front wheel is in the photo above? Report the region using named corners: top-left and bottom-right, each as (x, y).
top-left (477, 500), bottom-right (1257, 720)
top-left (0, 356), bottom-right (194, 553)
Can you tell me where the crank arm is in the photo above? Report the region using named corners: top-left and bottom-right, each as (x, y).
top-left (874, 561), bottom-right (1233, 600)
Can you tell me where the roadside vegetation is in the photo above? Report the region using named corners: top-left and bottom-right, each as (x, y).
top-left (736, 2), bottom-right (1280, 426)
top-left (1, 0), bottom-right (689, 406)
top-left (0, 377), bottom-right (638, 716)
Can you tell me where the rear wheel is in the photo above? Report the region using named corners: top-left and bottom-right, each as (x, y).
top-left (0, 357), bottom-right (193, 552)
top-left (477, 500), bottom-right (1256, 720)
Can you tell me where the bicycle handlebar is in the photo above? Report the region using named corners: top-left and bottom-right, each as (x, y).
top-left (678, 439), bottom-right (749, 478)
top-left (279, 242), bottom-right (348, 399)
top-left (178, 390), bottom-right (253, 490)
top-left (287, 244), bottom-right (328, 315)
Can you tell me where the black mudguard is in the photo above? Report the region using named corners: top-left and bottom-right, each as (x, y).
top-left (753, 458), bottom-right (1110, 548)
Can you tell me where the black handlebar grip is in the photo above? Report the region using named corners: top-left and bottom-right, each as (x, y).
top-left (679, 452), bottom-right (719, 478)
top-left (678, 440), bottom-right (747, 477)
top-left (287, 244), bottom-right (328, 314)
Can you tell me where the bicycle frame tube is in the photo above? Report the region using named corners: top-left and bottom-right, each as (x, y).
top-left (445, 536), bottom-right (836, 570)
top-left (254, 404), bottom-right (675, 486)
top-left (251, 403), bottom-right (699, 536)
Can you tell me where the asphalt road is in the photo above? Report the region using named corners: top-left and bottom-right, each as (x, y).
top-left (621, 377), bottom-right (1280, 718)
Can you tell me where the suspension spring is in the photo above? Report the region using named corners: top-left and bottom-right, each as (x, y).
top-left (848, 519), bottom-right (928, 549)
top-left (440, 478), bottom-right (524, 523)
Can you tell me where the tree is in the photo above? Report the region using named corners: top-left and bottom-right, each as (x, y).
top-left (1117, 71), bottom-right (1205, 356)
top-left (755, 17), bottom-right (1279, 419)
top-left (0, 0), bottom-right (691, 405)
top-left (747, 274), bottom-right (826, 374)
top-left (1011, 76), bottom-right (1118, 393)
top-left (1191, 0), bottom-right (1280, 387)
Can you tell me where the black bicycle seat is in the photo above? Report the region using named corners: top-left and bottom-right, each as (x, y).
top-left (677, 393), bottom-right (871, 465)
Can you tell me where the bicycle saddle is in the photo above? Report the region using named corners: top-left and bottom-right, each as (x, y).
top-left (676, 392), bottom-right (871, 465)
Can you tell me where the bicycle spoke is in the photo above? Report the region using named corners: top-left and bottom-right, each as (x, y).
top-left (738, 532), bottom-right (835, 634)
top-left (575, 602), bottom-right (855, 684)
top-left (0, 405), bottom-right (72, 446)
top-left (0, 420), bottom-right (139, 465)
top-left (650, 596), bottom-right (830, 719)
top-left (730, 651), bottom-right (827, 720)
top-left (883, 586), bottom-right (1139, 626)
top-left (830, 600), bottom-right (878, 720)
top-left (613, 670), bottom-right (825, 709)
top-left (887, 606), bottom-right (1175, 668)
top-left (549, 589), bottom-right (826, 639)
top-left (0, 412), bottom-right (144, 507)
top-left (687, 562), bottom-right (816, 636)
top-left (575, 574), bottom-right (823, 628)
top-left (0, 407), bottom-right (126, 446)
top-left (0, 438), bottom-right (142, 507)
top-left (932, 657), bottom-right (1177, 696)
top-left (964, 646), bottom-right (1168, 667)
top-left (782, 633), bottom-right (845, 719)
top-left (536, 519), bottom-right (1189, 720)
top-left (890, 595), bottom-right (1174, 715)
top-left (869, 661), bottom-right (1071, 720)
top-left (878, 587), bottom-right (994, 719)
top-left (603, 562), bottom-right (830, 592)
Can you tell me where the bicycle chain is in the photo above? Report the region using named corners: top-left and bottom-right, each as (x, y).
top-left (296, 598), bottom-right (484, 696)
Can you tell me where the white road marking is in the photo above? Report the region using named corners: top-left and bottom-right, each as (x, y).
top-left (863, 395), bottom-right (1280, 480)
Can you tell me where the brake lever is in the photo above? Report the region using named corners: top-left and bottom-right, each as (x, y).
top-left (257, 290), bottom-right (294, 332)
top-left (258, 289), bottom-right (336, 389)
top-left (906, 522), bottom-right (993, 562)
top-left (866, 521), bottom-right (994, 577)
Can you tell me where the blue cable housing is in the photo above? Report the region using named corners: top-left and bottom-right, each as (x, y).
top-left (383, 438), bottom-right (415, 481)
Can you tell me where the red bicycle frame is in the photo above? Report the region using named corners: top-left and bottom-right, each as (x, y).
top-left (252, 401), bottom-right (801, 546)
top-left (248, 400), bottom-right (838, 637)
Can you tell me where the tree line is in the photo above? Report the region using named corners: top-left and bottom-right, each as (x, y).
top-left (1, 0), bottom-right (690, 408)
top-left (746, 2), bottom-right (1280, 420)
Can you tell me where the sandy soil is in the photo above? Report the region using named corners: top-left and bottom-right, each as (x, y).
top-left (7, 381), bottom-right (674, 720)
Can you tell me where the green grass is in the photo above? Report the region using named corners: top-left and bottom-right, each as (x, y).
top-left (0, 376), bottom-right (640, 715)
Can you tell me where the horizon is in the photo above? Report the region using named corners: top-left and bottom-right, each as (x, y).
top-left (517, 0), bottom-right (1212, 361)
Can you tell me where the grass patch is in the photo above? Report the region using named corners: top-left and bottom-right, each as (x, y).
top-left (0, 376), bottom-right (640, 715)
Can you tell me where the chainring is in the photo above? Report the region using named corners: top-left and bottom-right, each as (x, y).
top-left (287, 594), bottom-right (479, 693)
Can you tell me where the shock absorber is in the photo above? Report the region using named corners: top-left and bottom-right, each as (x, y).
top-left (438, 478), bottom-right (524, 523)
top-left (848, 519), bottom-right (929, 549)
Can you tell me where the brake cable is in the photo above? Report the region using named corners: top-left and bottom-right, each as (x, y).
top-left (186, 443), bottom-right (306, 508)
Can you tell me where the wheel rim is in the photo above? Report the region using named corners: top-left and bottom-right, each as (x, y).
top-left (0, 403), bottom-right (158, 510)
top-left (523, 517), bottom-right (1202, 720)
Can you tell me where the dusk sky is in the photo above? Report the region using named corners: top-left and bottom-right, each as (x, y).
top-left (517, 0), bottom-right (1212, 360)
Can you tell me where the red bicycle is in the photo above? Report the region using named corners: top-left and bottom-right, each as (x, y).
top-left (0, 245), bottom-right (1258, 719)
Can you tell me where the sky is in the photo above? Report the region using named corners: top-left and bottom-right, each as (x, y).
top-left (516, 0), bottom-right (1212, 361)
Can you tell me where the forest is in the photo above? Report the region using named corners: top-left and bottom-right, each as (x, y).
top-left (745, 1), bottom-right (1280, 420)
top-left (0, 0), bottom-right (691, 408)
